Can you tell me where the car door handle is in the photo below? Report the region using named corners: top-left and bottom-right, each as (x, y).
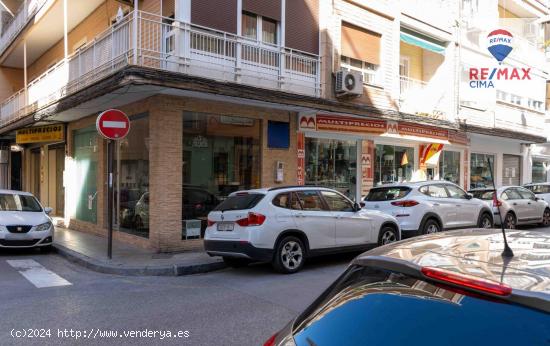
top-left (433, 203), bottom-right (440, 206)
top-left (513, 203), bottom-right (517, 206)
top-left (455, 205), bottom-right (462, 207)
top-left (296, 213), bottom-right (305, 218)
top-left (528, 202), bottom-right (532, 205)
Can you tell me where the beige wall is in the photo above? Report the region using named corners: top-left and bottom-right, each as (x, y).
top-left (0, 67), bottom-right (24, 103)
top-left (400, 42), bottom-right (423, 81)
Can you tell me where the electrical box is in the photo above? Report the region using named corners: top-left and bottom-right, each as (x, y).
top-left (183, 219), bottom-right (201, 240)
top-left (275, 161), bottom-right (284, 183)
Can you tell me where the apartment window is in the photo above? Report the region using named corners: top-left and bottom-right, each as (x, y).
top-left (242, 12), bottom-right (278, 45)
top-left (496, 90), bottom-right (508, 102)
top-left (528, 99), bottom-right (544, 112)
top-left (510, 94), bottom-right (522, 106)
top-left (341, 22), bottom-right (381, 85)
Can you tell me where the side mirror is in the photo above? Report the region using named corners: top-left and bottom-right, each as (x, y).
top-left (534, 196), bottom-right (540, 201)
top-left (360, 202), bottom-right (366, 208)
top-left (353, 202), bottom-right (361, 212)
top-left (465, 193), bottom-right (473, 200)
top-left (44, 207), bottom-right (53, 215)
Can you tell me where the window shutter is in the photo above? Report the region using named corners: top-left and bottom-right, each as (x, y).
top-left (285, 0), bottom-right (319, 54)
top-left (242, 0), bottom-right (281, 21)
top-left (341, 22), bottom-right (381, 65)
top-left (191, 0), bottom-right (238, 33)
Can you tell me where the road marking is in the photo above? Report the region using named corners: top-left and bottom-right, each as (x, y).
top-left (6, 260), bottom-right (72, 288)
top-left (102, 120), bottom-right (126, 128)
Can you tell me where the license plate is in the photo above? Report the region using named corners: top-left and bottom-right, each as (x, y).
top-left (217, 222), bottom-right (234, 232)
top-left (5, 233), bottom-right (28, 240)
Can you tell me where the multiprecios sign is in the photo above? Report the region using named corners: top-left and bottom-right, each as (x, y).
top-left (16, 124), bottom-right (65, 144)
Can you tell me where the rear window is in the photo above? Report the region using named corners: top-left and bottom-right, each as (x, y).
top-left (293, 265), bottom-right (549, 346)
top-left (365, 187), bottom-right (411, 201)
top-left (525, 185), bottom-right (550, 194)
top-left (470, 190), bottom-right (494, 200)
top-left (213, 193), bottom-right (264, 211)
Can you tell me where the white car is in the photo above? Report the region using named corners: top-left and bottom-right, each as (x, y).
top-left (204, 186), bottom-right (400, 273)
top-left (524, 182), bottom-right (550, 205)
top-left (0, 190), bottom-right (54, 250)
top-left (362, 181), bottom-right (493, 238)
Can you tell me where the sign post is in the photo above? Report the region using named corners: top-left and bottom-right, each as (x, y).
top-left (96, 109), bottom-right (130, 259)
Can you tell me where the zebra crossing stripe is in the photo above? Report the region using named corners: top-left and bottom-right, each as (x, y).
top-left (6, 259), bottom-right (72, 288)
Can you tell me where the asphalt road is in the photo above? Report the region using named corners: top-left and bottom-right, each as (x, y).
top-left (1, 226), bottom-right (548, 346)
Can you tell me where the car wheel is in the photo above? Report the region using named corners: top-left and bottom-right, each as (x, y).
top-left (222, 257), bottom-right (251, 268)
top-left (478, 213), bottom-right (493, 229)
top-left (272, 236), bottom-right (305, 274)
top-left (504, 212), bottom-right (516, 229)
top-left (540, 208), bottom-right (550, 227)
top-left (422, 219), bottom-right (441, 235)
top-left (378, 226), bottom-right (399, 246)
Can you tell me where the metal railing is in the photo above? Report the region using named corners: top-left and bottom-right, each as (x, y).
top-left (0, 0), bottom-right (48, 56)
top-left (0, 10), bottom-right (320, 128)
top-left (399, 76), bottom-right (428, 95)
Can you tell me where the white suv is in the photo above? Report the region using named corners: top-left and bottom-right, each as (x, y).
top-left (362, 181), bottom-right (493, 238)
top-left (204, 186), bottom-right (400, 274)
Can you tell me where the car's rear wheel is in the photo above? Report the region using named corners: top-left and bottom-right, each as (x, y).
top-left (540, 208), bottom-right (550, 226)
top-left (378, 226), bottom-right (399, 246)
top-left (222, 257), bottom-right (251, 268)
top-left (504, 212), bottom-right (516, 229)
top-left (422, 219), bottom-right (441, 235)
top-left (478, 213), bottom-right (493, 229)
top-left (272, 236), bottom-right (305, 274)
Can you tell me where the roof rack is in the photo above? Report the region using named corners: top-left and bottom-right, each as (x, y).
top-left (267, 185), bottom-right (329, 192)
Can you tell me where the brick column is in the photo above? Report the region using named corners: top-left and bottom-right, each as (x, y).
top-left (148, 96), bottom-right (183, 252)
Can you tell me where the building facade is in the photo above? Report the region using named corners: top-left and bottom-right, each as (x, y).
top-left (0, 0), bottom-right (547, 252)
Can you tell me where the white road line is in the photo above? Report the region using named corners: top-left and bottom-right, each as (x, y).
top-left (6, 260), bottom-right (72, 288)
top-left (102, 120), bottom-right (126, 128)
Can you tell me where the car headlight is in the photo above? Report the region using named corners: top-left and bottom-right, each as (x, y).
top-left (35, 222), bottom-right (52, 232)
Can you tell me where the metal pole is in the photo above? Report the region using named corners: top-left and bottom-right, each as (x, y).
top-left (107, 140), bottom-right (114, 259)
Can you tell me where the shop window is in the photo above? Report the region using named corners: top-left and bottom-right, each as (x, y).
top-left (305, 137), bottom-right (357, 200)
top-left (532, 160), bottom-right (548, 183)
top-left (470, 153), bottom-right (495, 189)
top-left (439, 151), bottom-right (460, 185)
top-left (72, 126), bottom-right (99, 224)
top-left (182, 112), bottom-right (260, 236)
top-left (114, 114), bottom-right (150, 238)
top-left (374, 145), bottom-right (414, 186)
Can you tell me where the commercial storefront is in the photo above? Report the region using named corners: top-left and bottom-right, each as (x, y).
top-left (297, 113), bottom-right (470, 201)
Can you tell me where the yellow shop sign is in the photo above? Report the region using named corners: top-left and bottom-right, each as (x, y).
top-left (16, 124), bottom-right (65, 144)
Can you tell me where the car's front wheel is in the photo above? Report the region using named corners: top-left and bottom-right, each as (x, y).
top-left (378, 226), bottom-right (399, 246)
top-left (422, 219), bottom-right (441, 235)
top-left (272, 236), bottom-right (305, 274)
top-left (540, 208), bottom-right (550, 226)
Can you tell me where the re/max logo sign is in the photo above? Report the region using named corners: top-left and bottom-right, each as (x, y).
top-left (469, 67), bottom-right (531, 88)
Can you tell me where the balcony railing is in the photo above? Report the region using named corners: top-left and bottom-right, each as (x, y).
top-left (0, 0), bottom-right (48, 56)
top-left (0, 10), bottom-right (320, 128)
top-left (399, 75), bottom-right (448, 120)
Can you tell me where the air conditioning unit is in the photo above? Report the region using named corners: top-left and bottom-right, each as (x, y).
top-left (335, 70), bottom-right (363, 96)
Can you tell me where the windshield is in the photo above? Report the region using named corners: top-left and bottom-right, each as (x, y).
top-left (293, 265), bottom-right (550, 346)
top-left (213, 193), bottom-right (264, 211)
top-left (0, 194), bottom-right (42, 212)
top-left (470, 190), bottom-right (494, 200)
top-left (365, 187), bottom-right (411, 201)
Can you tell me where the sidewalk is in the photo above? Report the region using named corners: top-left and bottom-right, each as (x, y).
top-left (53, 227), bottom-right (226, 276)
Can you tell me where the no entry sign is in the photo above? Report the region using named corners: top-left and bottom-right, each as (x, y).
top-left (96, 109), bottom-right (130, 140)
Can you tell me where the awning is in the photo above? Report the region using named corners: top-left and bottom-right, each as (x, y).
top-left (400, 32), bottom-right (446, 55)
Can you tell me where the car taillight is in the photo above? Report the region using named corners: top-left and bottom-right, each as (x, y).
top-left (207, 219), bottom-right (216, 227)
top-left (236, 212), bottom-right (266, 227)
top-left (493, 196), bottom-right (502, 207)
top-left (391, 200), bottom-right (419, 207)
top-left (263, 334), bottom-right (277, 346)
top-left (421, 267), bottom-right (512, 296)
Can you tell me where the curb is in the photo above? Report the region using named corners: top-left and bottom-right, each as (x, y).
top-left (52, 244), bottom-right (227, 276)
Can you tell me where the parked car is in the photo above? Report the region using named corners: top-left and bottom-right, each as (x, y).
top-left (524, 182), bottom-right (550, 204)
top-left (204, 186), bottom-right (400, 273)
top-left (264, 229), bottom-right (550, 346)
top-left (469, 186), bottom-right (550, 229)
top-left (363, 181), bottom-right (492, 238)
top-left (0, 190), bottom-right (54, 250)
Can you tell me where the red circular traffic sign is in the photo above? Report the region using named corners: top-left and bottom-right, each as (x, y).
top-left (96, 109), bottom-right (130, 140)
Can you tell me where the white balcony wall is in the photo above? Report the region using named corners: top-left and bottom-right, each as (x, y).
top-left (400, 0), bottom-right (457, 32)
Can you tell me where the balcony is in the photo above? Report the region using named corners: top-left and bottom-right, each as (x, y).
top-left (0, 0), bottom-right (48, 57)
top-left (0, 10), bottom-right (320, 128)
top-left (399, 76), bottom-right (450, 120)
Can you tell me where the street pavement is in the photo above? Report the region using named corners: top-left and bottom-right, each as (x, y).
top-left (1, 226), bottom-right (548, 346)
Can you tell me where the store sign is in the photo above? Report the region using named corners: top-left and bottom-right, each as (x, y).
top-left (296, 132), bottom-right (305, 185)
top-left (16, 124), bottom-right (65, 144)
top-left (316, 114), bottom-right (387, 134)
top-left (361, 140), bottom-right (375, 195)
top-left (298, 114), bottom-right (316, 130)
top-left (449, 130), bottom-right (469, 145)
top-left (398, 123), bottom-right (449, 141)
